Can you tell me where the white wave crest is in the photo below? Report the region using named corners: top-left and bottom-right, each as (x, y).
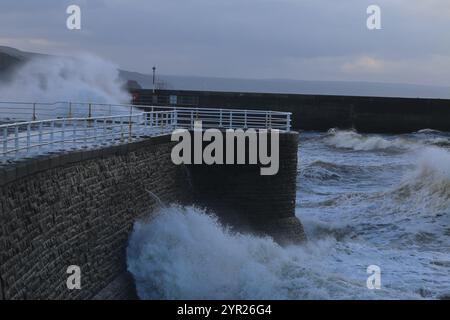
top-left (393, 147), bottom-right (450, 213)
top-left (415, 129), bottom-right (443, 134)
top-left (127, 205), bottom-right (422, 300)
top-left (325, 129), bottom-right (412, 151)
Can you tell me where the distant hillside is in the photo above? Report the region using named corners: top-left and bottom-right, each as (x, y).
top-left (1, 46), bottom-right (450, 99)
top-left (0, 46), bottom-right (50, 82)
top-left (0, 46), bottom-right (42, 59)
top-left (0, 51), bottom-right (21, 73)
top-left (0, 48), bottom-right (25, 82)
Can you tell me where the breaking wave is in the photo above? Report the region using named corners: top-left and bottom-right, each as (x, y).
top-left (127, 206), bottom-right (426, 300)
top-left (0, 54), bottom-right (131, 119)
top-left (300, 160), bottom-right (387, 182)
top-left (390, 147), bottom-right (450, 213)
top-left (415, 129), bottom-right (443, 135)
top-left (127, 131), bottom-right (450, 300)
top-left (324, 129), bottom-right (413, 151)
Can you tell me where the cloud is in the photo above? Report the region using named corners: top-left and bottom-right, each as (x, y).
top-left (0, 0), bottom-right (449, 86)
top-left (342, 57), bottom-right (385, 73)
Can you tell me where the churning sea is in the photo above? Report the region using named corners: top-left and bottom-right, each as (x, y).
top-left (127, 129), bottom-right (450, 300)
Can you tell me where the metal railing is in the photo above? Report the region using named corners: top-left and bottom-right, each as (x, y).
top-left (0, 101), bottom-right (139, 121)
top-left (0, 102), bottom-right (291, 162)
top-left (1, 111), bottom-right (176, 162)
top-left (0, 101), bottom-right (291, 128)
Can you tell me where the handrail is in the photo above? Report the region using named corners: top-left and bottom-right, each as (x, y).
top-left (0, 102), bottom-right (292, 163)
top-left (0, 101), bottom-right (292, 117)
top-left (0, 111), bottom-right (172, 129)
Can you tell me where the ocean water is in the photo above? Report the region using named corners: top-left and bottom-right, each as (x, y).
top-left (127, 129), bottom-right (450, 300)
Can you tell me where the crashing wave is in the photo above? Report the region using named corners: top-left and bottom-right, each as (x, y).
top-left (0, 54), bottom-right (131, 120)
top-left (415, 129), bottom-right (444, 134)
top-left (127, 205), bottom-right (424, 300)
top-left (391, 147), bottom-right (450, 214)
top-left (300, 161), bottom-right (343, 181)
top-left (324, 129), bottom-right (414, 151)
top-left (300, 160), bottom-right (389, 183)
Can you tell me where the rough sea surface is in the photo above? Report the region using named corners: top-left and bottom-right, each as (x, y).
top-left (127, 129), bottom-right (450, 300)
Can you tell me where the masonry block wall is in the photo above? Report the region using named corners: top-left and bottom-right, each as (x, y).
top-left (187, 131), bottom-right (306, 244)
top-left (0, 132), bottom-right (305, 299)
top-left (0, 136), bottom-right (190, 300)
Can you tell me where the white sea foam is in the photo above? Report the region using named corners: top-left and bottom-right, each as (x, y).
top-left (392, 147), bottom-right (450, 213)
top-left (127, 131), bottom-right (450, 300)
top-left (324, 129), bottom-right (413, 151)
top-left (0, 54), bottom-right (131, 119)
top-left (127, 205), bottom-right (429, 300)
top-left (416, 129), bottom-right (443, 134)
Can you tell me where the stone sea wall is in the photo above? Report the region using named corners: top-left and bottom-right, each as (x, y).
top-left (0, 132), bottom-right (304, 299)
top-left (0, 136), bottom-right (189, 299)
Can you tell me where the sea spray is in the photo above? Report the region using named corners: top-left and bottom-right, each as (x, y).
top-left (299, 131), bottom-right (449, 298)
top-left (391, 147), bottom-right (450, 214)
top-left (0, 54), bottom-right (131, 119)
top-left (127, 131), bottom-right (449, 300)
top-left (325, 129), bottom-right (413, 151)
top-left (127, 205), bottom-right (427, 300)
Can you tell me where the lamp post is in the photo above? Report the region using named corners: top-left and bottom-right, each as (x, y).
top-left (152, 66), bottom-right (156, 94)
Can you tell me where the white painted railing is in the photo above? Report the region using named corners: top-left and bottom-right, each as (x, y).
top-left (0, 111), bottom-right (176, 162)
top-left (0, 102), bottom-right (291, 162)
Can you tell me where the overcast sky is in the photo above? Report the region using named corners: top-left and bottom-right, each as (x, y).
top-left (1, 0), bottom-right (449, 86)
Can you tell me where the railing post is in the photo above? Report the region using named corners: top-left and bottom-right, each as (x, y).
top-left (219, 109), bottom-right (223, 128)
top-left (173, 110), bottom-right (178, 129)
top-left (82, 119), bottom-right (87, 146)
top-left (3, 127), bottom-right (7, 157)
top-left (72, 120), bottom-right (77, 147)
top-left (120, 116), bottom-right (124, 142)
top-left (150, 111), bottom-right (154, 129)
top-left (269, 111), bottom-right (272, 129)
top-left (38, 122), bottom-right (43, 152)
top-left (135, 115), bottom-right (141, 139)
top-left (143, 113), bottom-right (148, 135)
top-left (68, 102), bottom-right (72, 118)
top-left (27, 123), bottom-right (31, 154)
top-left (103, 118), bottom-right (107, 144)
top-left (50, 121), bottom-right (54, 146)
top-left (15, 126), bottom-right (19, 158)
top-left (129, 106), bottom-right (133, 141)
top-left (286, 114), bottom-right (291, 132)
top-left (155, 113), bottom-right (159, 133)
top-left (111, 118), bottom-right (115, 143)
top-left (32, 103), bottom-right (36, 121)
top-left (94, 119), bottom-right (98, 144)
top-left (190, 110), bottom-right (194, 129)
top-left (111, 118), bottom-right (116, 143)
top-left (88, 103), bottom-right (92, 118)
top-left (61, 119), bottom-right (66, 149)
top-left (244, 110), bottom-right (247, 129)
top-left (229, 111), bottom-right (233, 128)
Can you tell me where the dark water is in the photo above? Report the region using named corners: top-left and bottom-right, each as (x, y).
top-left (127, 129), bottom-right (450, 299)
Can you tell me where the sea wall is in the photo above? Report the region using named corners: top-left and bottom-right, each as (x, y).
top-left (0, 136), bottom-right (190, 300)
top-left (0, 131), bottom-right (304, 299)
top-left (187, 131), bottom-right (305, 244)
top-left (132, 89), bottom-right (450, 133)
